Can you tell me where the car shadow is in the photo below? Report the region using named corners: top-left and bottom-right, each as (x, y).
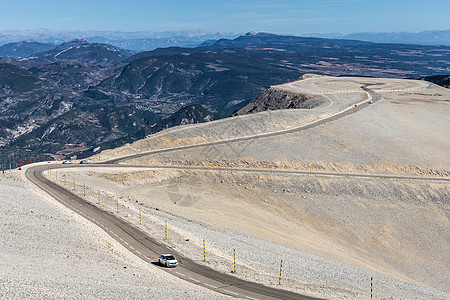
top-left (151, 261), bottom-right (165, 267)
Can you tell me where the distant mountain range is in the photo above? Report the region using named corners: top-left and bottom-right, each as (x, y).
top-left (22, 39), bottom-right (134, 65)
top-left (1, 29), bottom-right (450, 51)
top-left (0, 41), bottom-right (55, 59)
top-left (0, 32), bottom-right (449, 163)
top-left (0, 29), bottom-right (240, 51)
top-left (306, 29), bottom-right (450, 46)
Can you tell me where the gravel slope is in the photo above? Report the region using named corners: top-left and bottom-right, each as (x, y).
top-left (0, 172), bottom-right (230, 300)
top-left (52, 167), bottom-right (449, 300)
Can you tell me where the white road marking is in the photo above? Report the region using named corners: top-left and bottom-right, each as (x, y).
top-left (136, 251), bottom-right (141, 255)
top-left (175, 272), bottom-right (185, 277)
top-left (246, 296), bottom-right (260, 300)
top-left (124, 241), bottom-right (129, 245)
top-left (189, 277), bottom-right (200, 283)
top-left (204, 283), bottom-right (218, 289)
top-left (114, 234), bottom-right (118, 237)
top-left (119, 237), bottom-right (123, 241)
top-left (130, 246), bottom-right (134, 250)
top-left (223, 289), bottom-right (239, 296)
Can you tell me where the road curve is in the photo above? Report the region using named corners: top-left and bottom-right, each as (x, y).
top-left (83, 163), bottom-right (450, 183)
top-left (26, 164), bottom-right (321, 300)
top-left (107, 86), bottom-right (380, 165)
top-left (23, 85), bottom-right (447, 299)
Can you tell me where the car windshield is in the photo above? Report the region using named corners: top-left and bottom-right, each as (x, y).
top-left (165, 255), bottom-right (176, 260)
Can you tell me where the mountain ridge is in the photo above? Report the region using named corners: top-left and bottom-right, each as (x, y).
top-left (20, 39), bottom-right (135, 65)
top-left (0, 41), bottom-right (55, 58)
top-left (1, 32), bottom-right (449, 163)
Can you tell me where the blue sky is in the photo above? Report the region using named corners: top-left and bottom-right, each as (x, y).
top-left (1, 0), bottom-right (449, 34)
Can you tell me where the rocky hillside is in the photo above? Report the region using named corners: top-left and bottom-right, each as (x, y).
top-left (23, 39), bottom-right (134, 65)
top-left (0, 41), bottom-right (55, 58)
top-left (158, 104), bottom-right (216, 129)
top-left (421, 75), bottom-right (450, 88)
top-left (234, 77), bottom-right (329, 115)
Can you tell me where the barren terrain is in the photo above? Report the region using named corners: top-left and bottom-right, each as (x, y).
top-left (0, 171), bottom-right (230, 299)
top-left (15, 75), bottom-right (450, 299)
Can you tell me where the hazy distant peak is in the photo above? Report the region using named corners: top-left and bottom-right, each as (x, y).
top-left (244, 31), bottom-right (277, 38)
top-left (58, 39), bottom-right (91, 47)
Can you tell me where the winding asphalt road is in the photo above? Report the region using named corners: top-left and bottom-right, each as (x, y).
top-left (24, 86), bottom-right (447, 299)
top-left (107, 87), bottom-right (379, 165)
top-left (26, 164), bottom-right (320, 300)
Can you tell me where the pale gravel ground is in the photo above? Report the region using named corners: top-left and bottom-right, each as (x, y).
top-left (98, 78), bottom-right (448, 177)
top-left (279, 76), bottom-right (430, 95)
top-left (15, 76), bottom-right (447, 300)
top-left (0, 171), bottom-right (231, 300)
top-left (98, 88), bottom-right (369, 161)
top-left (51, 77), bottom-right (450, 300)
top-left (126, 84), bottom-right (450, 177)
top-left (54, 167), bottom-right (449, 300)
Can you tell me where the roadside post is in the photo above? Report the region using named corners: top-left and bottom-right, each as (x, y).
top-left (371, 277), bottom-right (373, 300)
top-left (165, 221), bottom-right (168, 240)
top-left (278, 260), bottom-right (283, 285)
top-left (233, 249), bottom-right (236, 273)
top-left (203, 240), bottom-right (206, 261)
top-left (139, 209), bottom-right (142, 224)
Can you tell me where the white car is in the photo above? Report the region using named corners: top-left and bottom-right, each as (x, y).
top-left (158, 254), bottom-right (178, 267)
top-left (80, 160), bottom-right (91, 164)
top-left (62, 160), bottom-right (73, 164)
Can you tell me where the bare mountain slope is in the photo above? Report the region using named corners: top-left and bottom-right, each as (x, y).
top-left (76, 76), bottom-right (450, 299)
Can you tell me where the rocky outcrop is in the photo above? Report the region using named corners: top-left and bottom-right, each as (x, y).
top-left (233, 86), bottom-right (329, 115)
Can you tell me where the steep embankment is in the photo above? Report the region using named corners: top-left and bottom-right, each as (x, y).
top-left (234, 86), bottom-right (329, 115)
top-left (234, 74), bottom-right (329, 115)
